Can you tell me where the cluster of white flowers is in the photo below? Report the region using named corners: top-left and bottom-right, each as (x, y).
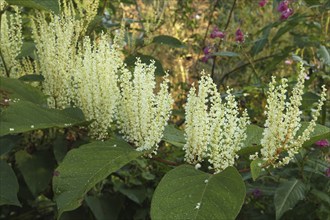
top-left (31, 11), bottom-right (83, 109)
top-left (117, 59), bottom-right (173, 153)
top-left (74, 34), bottom-right (123, 139)
top-left (256, 62), bottom-right (327, 167)
top-left (0, 0), bottom-right (22, 78)
top-left (72, 0), bottom-right (99, 27)
top-left (184, 74), bottom-right (249, 173)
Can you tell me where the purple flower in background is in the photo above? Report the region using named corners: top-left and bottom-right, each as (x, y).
top-left (315, 139), bottom-right (329, 148)
top-left (277, 0), bottom-right (289, 12)
top-left (210, 27), bottom-right (225, 39)
top-left (203, 46), bottom-right (211, 55)
top-left (235, 28), bottom-right (244, 43)
top-left (326, 167), bottom-right (330, 177)
top-left (252, 188), bottom-right (262, 198)
top-left (201, 47), bottom-right (212, 63)
top-left (259, 0), bottom-right (268, 7)
top-left (201, 55), bottom-right (211, 63)
top-left (278, 1), bottom-right (293, 20)
top-left (284, 59), bottom-right (293, 65)
top-left (280, 8), bottom-right (294, 20)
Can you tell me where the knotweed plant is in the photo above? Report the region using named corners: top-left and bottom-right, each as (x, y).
top-left (0, 0), bottom-right (22, 78)
top-left (184, 74), bottom-right (249, 173)
top-left (72, 0), bottom-right (99, 27)
top-left (117, 59), bottom-right (173, 154)
top-left (254, 63), bottom-right (327, 167)
top-left (31, 10), bottom-right (83, 109)
top-left (74, 34), bottom-right (123, 139)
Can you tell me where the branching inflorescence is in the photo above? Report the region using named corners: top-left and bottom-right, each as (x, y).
top-left (184, 74), bottom-right (249, 173)
top-left (74, 34), bottom-right (123, 139)
top-left (0, 0), bottom-right (22, 78)
top-left (252, 62), bottom-right (327, 167)
top-left (31, 9), bottom-right (83, 109)
top-left (117, 59), bottom-right (173, 154)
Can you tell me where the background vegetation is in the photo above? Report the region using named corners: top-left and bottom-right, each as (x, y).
top-left (0, 0), bottom-right (329, 219)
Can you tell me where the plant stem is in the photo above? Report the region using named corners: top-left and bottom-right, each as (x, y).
top-left (211, 0), bottom-right (237, 80)
top-left (152, 157), bottom-right (179, 166)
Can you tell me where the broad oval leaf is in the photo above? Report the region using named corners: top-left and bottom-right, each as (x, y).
top-left (250, 158), bottom-right (264, 181)
top-left (150, 165), bottom-right (245, 220)
top-left (0, 76), bottom-right (46, 105)
top-left (274, 179), bottom-right (308, 220)
top-left (15, 150), bottom-right (56, 196)
top-left (0, 160), bottom-right (21, 206)
top-left (53, 137), bottom-right (142, 218)
top-left (162, 124), bottom-right (185, 147)
top-left (19, 74), bottom-right (44, 82)
top-left (5, 0), bottom-right (60, 14)
top-left (238, 124), bottom-right (263, 156)
top-left (0, 101), bottom-right (85, 136)
top-left (152, 35), bottom-right (185, 48)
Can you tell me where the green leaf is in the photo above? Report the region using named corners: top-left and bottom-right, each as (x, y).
top-left (16, 41), bottom-right (36, 59)
top-left (310, 189), bottom-right (330, 204)
top-left (211, 51), bottom-right (240, 57)
top-left (53, 137), bottom-right (142, 218)
top-left (304, 158), bottom-right (328, 176)
top-left (0, 101), bottom-right (85, 136)
top-left (0, 160), bottom-right (21, 206)
top-left (152, 35), bottom-right (185, 48)
top-left (238, 125), bottom-right (263, 155)
top-left (0, 135), bottom-right (22, 155)
top-left (15, 150), bottom-right (56, 196)
top-left (85, 194), bottom-right (124, 220)
top-left (19, 74), bottom-right (44, 82)
top-left (162, 124), bottom-right (185, 147)
top-left (0, 76), bottom-right (46, 105)
top-left (150, 165), bottom-right (245, 220)
top-left (5, 0), bottom-right (60, 14)
top-left (250, 26), bottom-right (271, 56)
top-left (53, 134), bottom-right (68, 164)
top-left (272, 21), bottom-right (300, 43)
top-left (304, 0), bottom-right (322, 6)
top-left (115, 185), bottom-right (147, 204)
top-left (318, 45), bottom-right (330, 66)
top-left (124, 54), bottom-right (165, 76)
top-left (250, 37), bottom-right (268, 56)
top-left (250, 158), bottom-right (264, 181)
top-left (274, 179), bottom-right (308, 220)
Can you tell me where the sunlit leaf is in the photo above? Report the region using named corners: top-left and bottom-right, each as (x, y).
top-left (0, 101), bottom-right (85, 136)
top-left (151, 165), bottom-right (245, 220)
